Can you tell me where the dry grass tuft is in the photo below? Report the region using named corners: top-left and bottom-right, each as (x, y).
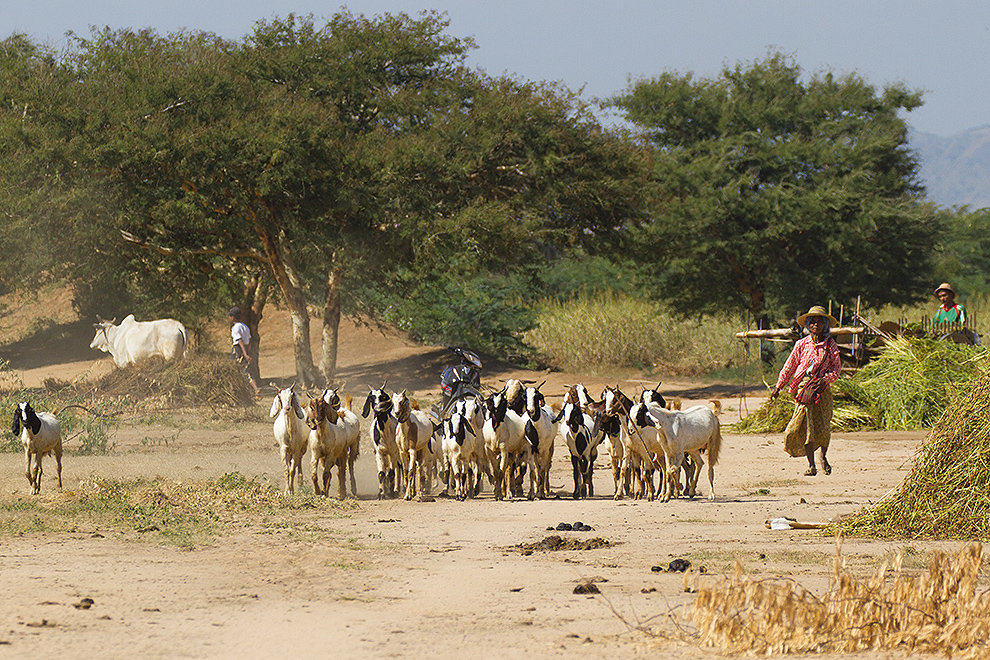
top-left (690, 539), bottom-right (990, 658)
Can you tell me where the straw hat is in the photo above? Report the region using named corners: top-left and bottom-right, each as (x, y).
top-left (934, 282), bottom-right (956, 297)
top-left (796, 305), bottom-right (838, 329)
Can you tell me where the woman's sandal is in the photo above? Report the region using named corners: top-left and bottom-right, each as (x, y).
top-left (804, 467), bottom-right (817, 476)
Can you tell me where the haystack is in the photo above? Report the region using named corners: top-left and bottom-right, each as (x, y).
top-left (836, 361), bottom-right (990, 539)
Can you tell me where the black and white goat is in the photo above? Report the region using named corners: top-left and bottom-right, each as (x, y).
top-left (12, 402), bottom-right (62, 495)
top-left (483, 390), bottom-right (533, 501)
top-left (363, 385), bottom-right (400, 499)
top-left (555, 401), bottom-right (601, 499)
top-left (522, 384), bottom-right (557, 500)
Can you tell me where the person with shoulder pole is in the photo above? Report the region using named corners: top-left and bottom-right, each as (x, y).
top-left (770, 305), bottom-right (842, 476)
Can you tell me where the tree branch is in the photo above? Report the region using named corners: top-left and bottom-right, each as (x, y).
top-left (119, 229), bottom-right (266, 261)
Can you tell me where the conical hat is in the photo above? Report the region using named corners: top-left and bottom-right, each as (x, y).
top-left (796, 305), bottom-right (838, 328)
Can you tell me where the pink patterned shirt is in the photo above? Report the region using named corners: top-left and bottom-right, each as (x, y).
top-left (775, 335), bottom-right (842, 395)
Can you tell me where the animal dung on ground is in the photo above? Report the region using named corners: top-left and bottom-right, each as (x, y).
top-left (511, 535), bottom-right (612, 553)
top-left (573, 582), bottom-right (600, 594)
top-left (651, 559), bottom-right (697, 573)
top-left (73, 598), bottom-right (95, 610)
top-left (549, 521), bottom-right (594, 532)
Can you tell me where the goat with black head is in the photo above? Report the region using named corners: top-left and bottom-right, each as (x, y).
top-left (12, 402), bottom-right (62, 495)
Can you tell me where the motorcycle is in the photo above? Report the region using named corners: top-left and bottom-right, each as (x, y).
top-left (437, 346), bottom-right (484, 418)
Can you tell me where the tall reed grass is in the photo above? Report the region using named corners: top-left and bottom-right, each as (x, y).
top-left (525, 293), bottom-right (743, 377)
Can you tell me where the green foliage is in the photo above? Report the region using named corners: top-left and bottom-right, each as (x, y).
top-left (526, 291), bottom-right (742, 376)
top-left (376, 272), bottom-right (535, 360)
top-left (933, 207), bottom-right (990, 297)
top-left (610, 51), bottom-right (940, 318)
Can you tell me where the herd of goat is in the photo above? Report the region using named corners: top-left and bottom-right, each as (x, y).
top-left (10, 380), bottom-right (723, 501)
top-left (270, 380), bottom-right (723, 503)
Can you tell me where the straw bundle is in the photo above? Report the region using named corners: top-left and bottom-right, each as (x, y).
top-left (691, 540), bottom-right (990, 657)
top-left (836, 362), bottom-right (990, 539)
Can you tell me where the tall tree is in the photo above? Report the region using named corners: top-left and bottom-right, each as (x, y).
top-left (40, 12), bottom-right (476, 386)
top-left (610, 52), bottom-right (942, 319)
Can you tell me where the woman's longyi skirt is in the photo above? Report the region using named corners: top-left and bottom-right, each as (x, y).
top-left (783, 386), bottom-right (833, 457)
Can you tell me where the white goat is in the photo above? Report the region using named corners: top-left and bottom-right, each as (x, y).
top-left (555, 401), bottom-right (601, 499)
top-left (12, 402), bottom-right (62, 495)
top-left (522, 385), bottom-right (556, 500)
top-left (392, 391), bottom-right (438, 500)
top-left (362, 386), bottom-right (400, 499)
top-left (305, 394), bottom-right (349, 498)
top-left (323, 388), bottom-right (360, 497)
top-left (270, 387), bottom-right (309, 494)
top-left (643, 401), bottom-right (722, 502)
top-left (622, 401), bottom-right (666, 501)
top-left (483, 390), bottom-right (533, 501)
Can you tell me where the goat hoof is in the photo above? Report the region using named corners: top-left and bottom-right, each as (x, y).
top-left (804, 468), bottom-right (817, 476)
top-left (823, 463), bottom-right (832, 475)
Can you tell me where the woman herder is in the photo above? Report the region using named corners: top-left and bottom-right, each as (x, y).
top-left (770, 305), bottom-right (842, 476)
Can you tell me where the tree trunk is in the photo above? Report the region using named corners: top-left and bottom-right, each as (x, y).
top-left (256, 223), bottom-right (322, 388)
top-left (320, 266), bottom-right (342, 385)
top-left (242, 272), bottom-right (267, 385)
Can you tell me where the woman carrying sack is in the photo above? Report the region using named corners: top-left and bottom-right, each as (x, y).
top-left (770, 305), bottom-right (842, 476)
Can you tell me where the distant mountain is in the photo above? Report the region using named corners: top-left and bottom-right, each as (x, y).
top-left (911, 126), bottom-right (990, 210)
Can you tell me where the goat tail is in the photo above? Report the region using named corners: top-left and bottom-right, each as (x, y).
top-left (709, 399), bottom-right (723, 415)
top-left (707, 419), bottom-right (723, 467)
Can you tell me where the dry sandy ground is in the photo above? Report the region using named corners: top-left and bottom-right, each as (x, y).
top-left (0, 304), bottom-right (948, 659)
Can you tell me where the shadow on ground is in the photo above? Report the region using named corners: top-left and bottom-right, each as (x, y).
top-left (0, 320), bottom-right (97, 370)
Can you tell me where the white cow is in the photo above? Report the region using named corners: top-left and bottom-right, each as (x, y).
top-left (90, 314), bottom-right (188, 367)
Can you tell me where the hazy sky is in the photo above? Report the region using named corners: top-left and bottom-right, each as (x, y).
top-left (7, 1), bottom-right (989, 137)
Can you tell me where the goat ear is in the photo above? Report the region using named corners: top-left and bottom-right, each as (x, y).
top-left (28, 408), bottom-right (41, 435)
top-left (362, 393), bottom-right (372, 418)
top-left (11, 410), bottom-right (20, 437)
top-left (464, 420), bottom-right (475, 437)
top-left (269, 395), bottom-right (282, 418)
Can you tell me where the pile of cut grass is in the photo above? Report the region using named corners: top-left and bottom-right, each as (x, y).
top-left (835, 362), bottom-right (990, 540)
top-left (87, 353), bottom-right (256, 408)
top-left (690, 541), bottom-right (990, 657)
top-left (733, 336), bottom-right (987, 433)
top-left (732, 384), bottom-right (875, 434)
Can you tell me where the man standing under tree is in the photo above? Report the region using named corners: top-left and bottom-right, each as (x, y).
top-left (228, 307), bottom-right (259, 395)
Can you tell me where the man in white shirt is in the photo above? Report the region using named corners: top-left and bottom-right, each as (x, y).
top-left (228, 306), bottom-right (259, 393)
